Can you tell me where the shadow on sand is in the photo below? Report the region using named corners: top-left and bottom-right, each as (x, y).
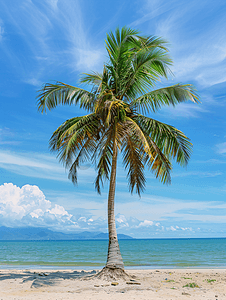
top-left (0, 269), bottom-right (97, 288)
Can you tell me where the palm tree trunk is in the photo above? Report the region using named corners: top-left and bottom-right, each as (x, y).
top-left (106, 140), bottom-right (124, 269)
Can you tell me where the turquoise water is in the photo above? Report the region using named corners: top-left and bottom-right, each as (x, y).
top-left (0, 238), bottom-right (225, 269)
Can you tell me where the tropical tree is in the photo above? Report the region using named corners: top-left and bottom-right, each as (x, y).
top-left (37, 27), bottom-right (199, 277)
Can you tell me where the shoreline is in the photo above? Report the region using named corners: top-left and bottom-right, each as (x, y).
top-left (0, 268), bottom-right (225, 299)
top-left (1, 264), bottom-right (226, 270)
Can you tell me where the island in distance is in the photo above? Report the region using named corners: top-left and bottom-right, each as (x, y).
top-left (0, 226), bottom-right (133, 240)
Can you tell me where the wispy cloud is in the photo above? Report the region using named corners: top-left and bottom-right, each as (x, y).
top-left (216, 142), bottom-right (226, 154)
top-left (0, 128), bottom-right (19, 145)
top-left (0, 150), bottom-right (95, 182)
top-left (114, 193), bottom-right (226, 224)
top-left (133, 0), bottom-right (226, 87)
top-left (195, 158), bottom-right (226, 164)
top-left (159, 102), bottom-right (206, 119)
top-left (0, 0), bottom-right (104, 85)
top-left (46, 0), bottom-right (59, 11)
top-left (172, 171), bottom-right (222, 178)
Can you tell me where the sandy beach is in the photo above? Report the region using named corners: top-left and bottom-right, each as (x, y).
top-left (0, 268), bottom-right (225, 299)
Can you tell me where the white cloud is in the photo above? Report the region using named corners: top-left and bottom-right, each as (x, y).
top-left (169, 226), bottom-right (176, 231)
top-left (0, 150), bottom-right (96, 182)
top-left (46, 0), bottom-right (59, 11)
top-left (166, 225), bottom-right (192, 232)
top-left (1, 183), bottom-right (225, 236)
top-left (114, 193), bottom-right (226, 224)
top-left (25, 77), bottom-right (42, 87)
top-left (181, 227), bottom-right (192, 231)
top-left (133, 0), bottom-right (226, 87)
top-left (0, 183), bottom-right (79, 231)
top-left (172, 171), bottom-right (222, 178)
top-left (115, 214), bottom-right (129, 228)
top-left (0, 0), bottom-right (104, 84)
top-left (159, 102), bottom-right (206, 119)
top-left (216, 142), bottom-right (226, 154)
top-left (0, 128), bottom-right (19, 145)
top-left (170, 213), bottom-right (226, 223)
top-left (137, 220), bottom-right (153, 227)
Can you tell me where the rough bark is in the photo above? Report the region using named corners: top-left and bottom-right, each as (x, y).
top-left (105, 140), bottom-right (124, 269)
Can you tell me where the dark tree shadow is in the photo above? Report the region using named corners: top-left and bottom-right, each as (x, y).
top-left (0, 269), bottom-right (97, 288)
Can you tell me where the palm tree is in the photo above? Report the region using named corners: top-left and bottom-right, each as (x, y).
top-left (37, 27), bottom-right (199, 276)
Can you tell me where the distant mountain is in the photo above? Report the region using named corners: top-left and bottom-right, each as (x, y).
top-left (0, 226), bottom-right (133, 240)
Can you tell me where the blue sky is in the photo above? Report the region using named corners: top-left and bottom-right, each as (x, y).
top-left (0, 0), bottom-right (226, 238)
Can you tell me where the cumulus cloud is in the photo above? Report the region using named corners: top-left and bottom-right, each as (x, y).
top-left (181, 227), bottom-right (192, 231)
top-left (166, 225), bottom-right (192, 232)
top-left (115, 214), bottom-right (129, 228)
top-left (136, 220), bottom-right (154, 228)
top-left (0, 183), bottom-right (79, 231)
top-left (0, 183), bottom-right (212, 236)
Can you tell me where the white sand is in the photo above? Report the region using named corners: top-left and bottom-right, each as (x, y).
top-left (0, 268), bottom-right (225, 299)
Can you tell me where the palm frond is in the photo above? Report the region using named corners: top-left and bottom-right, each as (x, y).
top-left (145, 136), bottom-right (172, 184)
top-left (135, 115), bottom-right (192, 166)
top-left (49, 113), bottom-right (99, 168)
top-left (124, 117), bottom-right (151, 155)
top-left (121, 118), bottom-right (171, 191)
top-left (120, 39), bottom-right (172, 99)
top-left (131, 84), bottom-right (199, 114)
top-left (68, 137), bottom-right (97, 185)
top-left (121, 128), bottom-right (146, 196)
top-left (94, 126), bottom-right (114, 194)
top-left (80, 72), bottom-right (103, 87)
top-left (37, 82), bottom-right (96, 113)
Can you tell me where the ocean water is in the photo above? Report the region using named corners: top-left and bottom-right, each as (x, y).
top-left (0, 238), bottom-right (225, 269)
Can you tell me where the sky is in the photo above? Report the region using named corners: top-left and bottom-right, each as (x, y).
top-left (0, 0), bottom-right (226, 238)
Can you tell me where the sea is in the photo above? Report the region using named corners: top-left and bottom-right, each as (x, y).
top-left (0, 238), bottom-right (225, 269)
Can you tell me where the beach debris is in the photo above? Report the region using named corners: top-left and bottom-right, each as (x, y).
top-left (181, 277), bottom-right (192, 280)
top-left (101, 284), bottom-right (110, 287)
top-left (111, 282), bottom-right (119, 286)
top-left (94, 285), bottom-right (100, 287)
top-left (38, 272), bottom-right (48, 276)
top-left (182, 292), bottom-right (191, 296)
top-left (206, 279), bottom-right (216, 283)
top-left (126, 281), bottom-right (141, 285)
top-left (155, 270), bottom-right (160, 272)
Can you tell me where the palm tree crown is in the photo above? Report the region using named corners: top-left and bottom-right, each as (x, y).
top-left (37, 27), bottom-right (199, 272)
